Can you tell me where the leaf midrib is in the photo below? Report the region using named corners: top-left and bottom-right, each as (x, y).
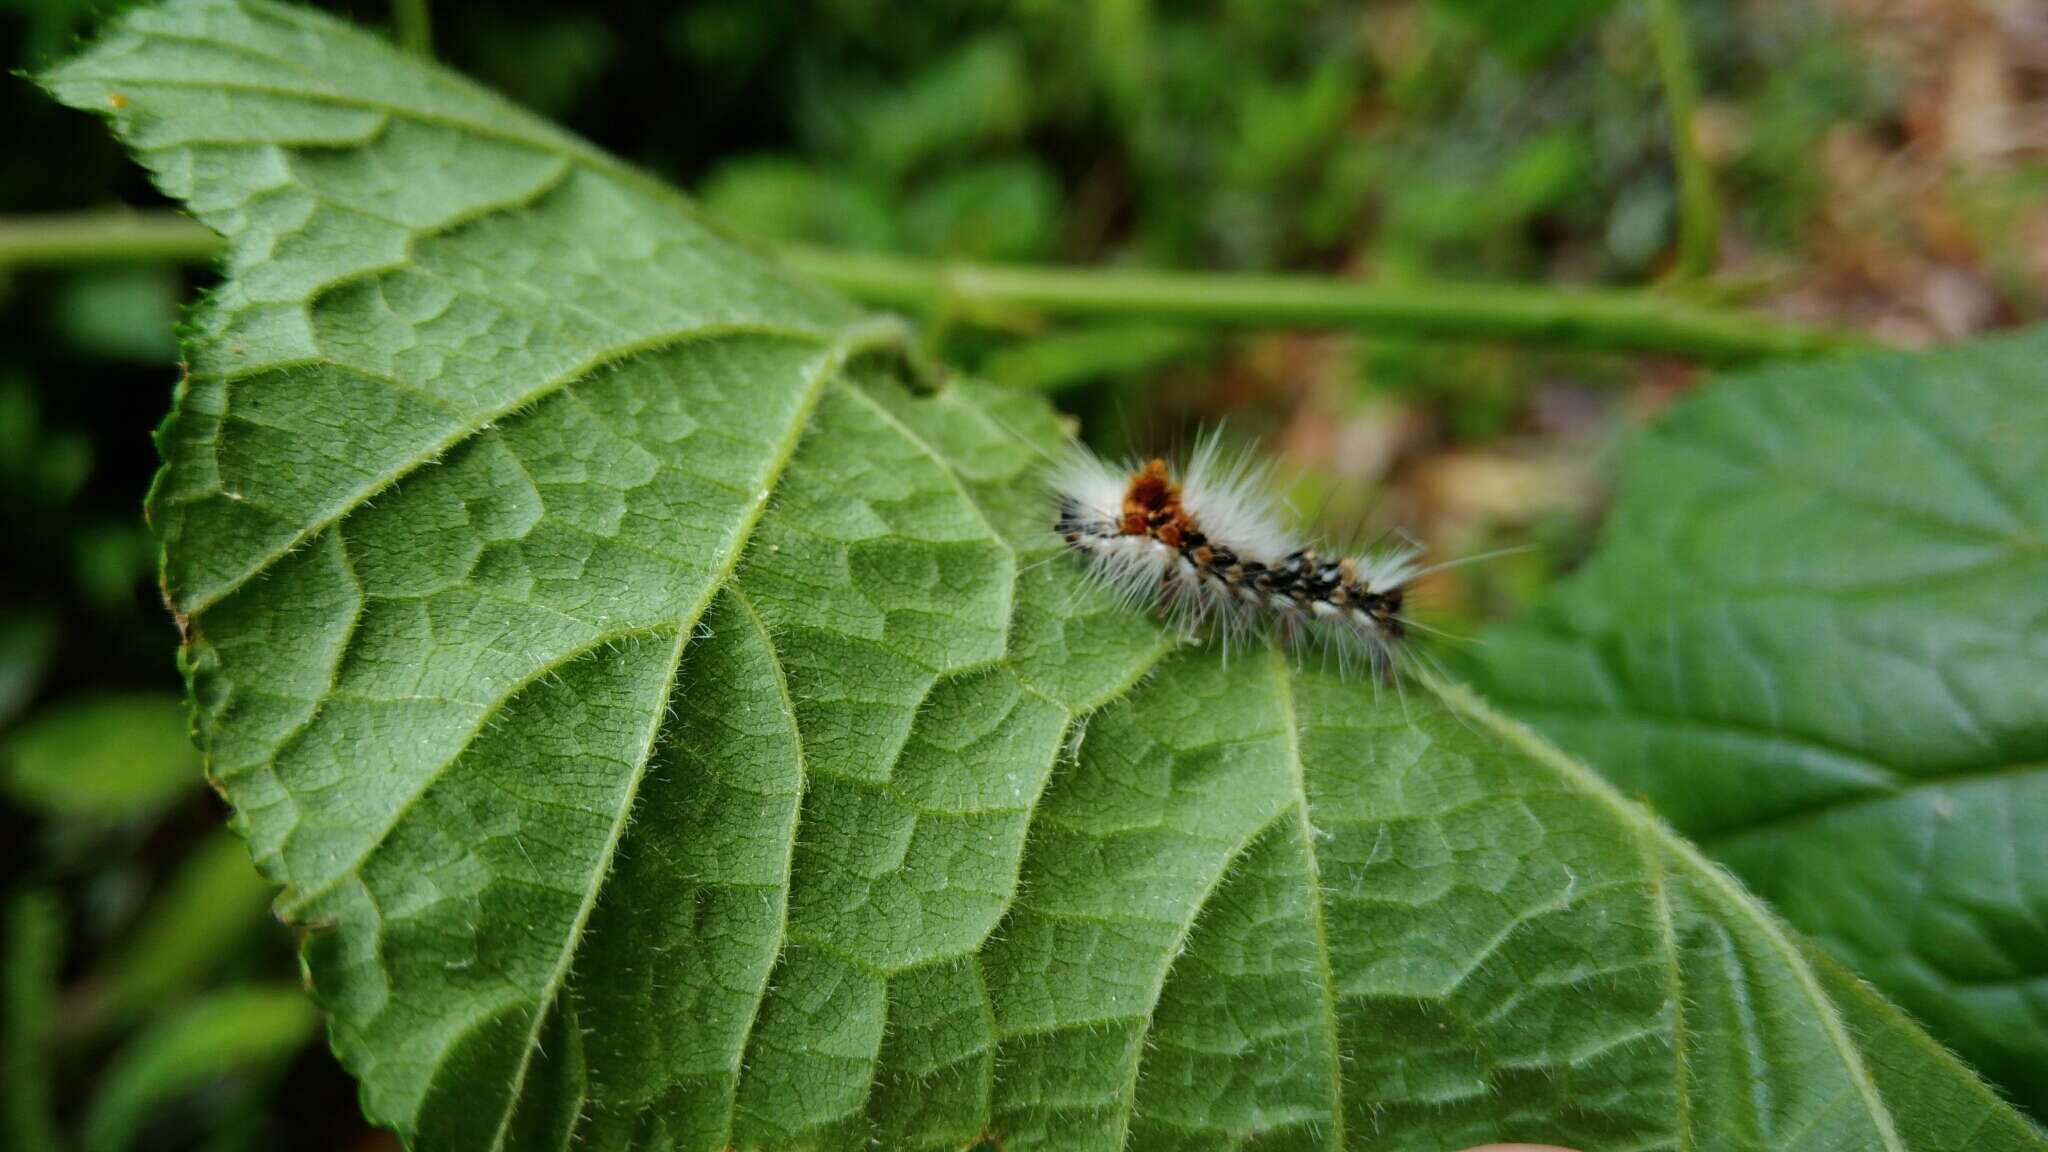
top-left (485, 625), bottom-right (688, 1152)
top-left (1271, 651), bottom-right (1347, 1152)
top-left (1640, 804), bottom-right (1694, 1148)
top-left (720, 584), bottom-right (805, 1150)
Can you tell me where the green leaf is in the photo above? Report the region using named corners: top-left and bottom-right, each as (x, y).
top-left (44, 3), bottom-right (2046, 1149)
top-left (846, 34), bottom-right (1032, 178)
top-left (2, 692), bottom-right (201, 820)
top-left (697, 157), bottom-right (896, 252)
top-left (52, 267), bottom-right (184, 363)
top-left (1464, 331), bottom-right (2048, 1116)
top-left (81, 985), bottom-right (319, 1152)
top-left (84, 829), bottom-right (278, 1033)
top-left (899, 158), bottom-right (1060, 261)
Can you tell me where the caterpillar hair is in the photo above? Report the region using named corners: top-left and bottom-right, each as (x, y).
top-left (1052, 434), bottom-right (1426, 677)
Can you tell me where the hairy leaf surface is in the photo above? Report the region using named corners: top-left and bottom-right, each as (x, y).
top-left (46, 3), bottom-right (2046, 1149)
top-left (1465, 334), bottom-right (2048, 1115)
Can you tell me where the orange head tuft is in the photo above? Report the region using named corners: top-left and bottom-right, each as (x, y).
top-left (1120, 458), bottom-right (1199, 546)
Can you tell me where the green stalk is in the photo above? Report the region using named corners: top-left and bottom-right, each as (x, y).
top-left (392, 0), bottom-right (432, 58)
top-left (0, 212), bottom-right (1867, 363)
top-left (1649, 0), bottom-right (1720, 281)
top-left (0, 212), bottom-right (225, 268)
top-left (783, 247), bottom-right (1866, 363)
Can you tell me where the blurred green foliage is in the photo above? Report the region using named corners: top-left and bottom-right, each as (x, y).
top-left (4, 890), bottom-right (64, 1152)
top-left (81, 987), bottom-right (317, 1152)
top-left (82, 832), bottom-right (276, 1035)
top-left (1433, 0), bottom-right (1623, 63)
top-left (3, 0), bottom-right (2040, 1147)
top-left (2, 693), bottom-right (197, 820)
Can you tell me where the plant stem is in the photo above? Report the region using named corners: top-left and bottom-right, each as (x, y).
top-left (1649, 0), bottom-right (1720, 281)
top-left (392, 0), bottom-right (432, 58)
top-left (783, 247), bottom-right (1868, 363)
top-left (0, 212), bottom-right (224, 268)
top-left (0, 212), bottom-right (1868, 363)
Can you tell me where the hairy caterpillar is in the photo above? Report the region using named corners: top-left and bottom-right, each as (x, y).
top-left (1052, 435), bottom-right (1425, 676)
